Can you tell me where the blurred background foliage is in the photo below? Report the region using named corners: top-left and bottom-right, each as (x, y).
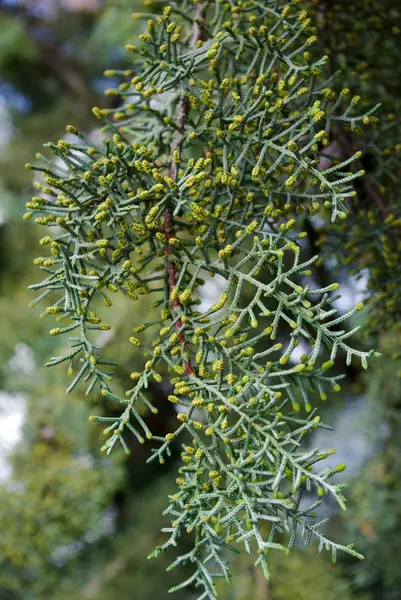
top-left (0, 1), bottom-right (400, 598)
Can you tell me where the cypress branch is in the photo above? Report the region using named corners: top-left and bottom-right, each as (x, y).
top-left (24, 1), bottom-right (382, 597)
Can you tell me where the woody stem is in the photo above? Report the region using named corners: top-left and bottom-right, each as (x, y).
top-left (163, 2), bottom-right (207, 376)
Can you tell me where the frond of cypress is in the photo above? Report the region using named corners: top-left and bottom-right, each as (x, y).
top-left (25, 2), bottom-right (380, 597)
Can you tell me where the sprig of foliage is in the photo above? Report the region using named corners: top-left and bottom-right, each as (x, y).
top-left (307, 0), bottom-right (401, 334)
top-left (24, 1), bottom-right (380, 597)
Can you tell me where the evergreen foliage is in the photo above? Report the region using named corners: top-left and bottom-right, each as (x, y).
top-left (24, 1), bottom-right (384, 597)
top-left (310, 0), bottom-right (401, 333)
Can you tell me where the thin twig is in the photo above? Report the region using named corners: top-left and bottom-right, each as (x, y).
top-left (163, 1), bottom-right (208, 375)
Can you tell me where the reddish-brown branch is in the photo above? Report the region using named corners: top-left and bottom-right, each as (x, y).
top-left (164, 212), bottom-right (194, 375)
top-left (163, 2), bottom-right (207, 376)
